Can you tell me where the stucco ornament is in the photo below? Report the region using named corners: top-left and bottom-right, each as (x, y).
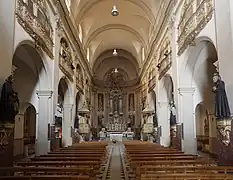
top-left (212, 73), bottom-right (232, 146)
top-left (217, 119), bottom-right (231, 146)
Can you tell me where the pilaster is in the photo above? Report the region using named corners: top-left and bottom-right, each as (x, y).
top-left (178, 87), bottom-right (197, 154)
top-left (63, 104), bottom-right (73, 147)
top-left (36, 90), bottom-right (53, 156)
top-left (157, 101), bottom-right (170, 147)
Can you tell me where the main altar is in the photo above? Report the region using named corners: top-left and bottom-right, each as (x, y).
top-left (94, 68), bottom-right (138, 141)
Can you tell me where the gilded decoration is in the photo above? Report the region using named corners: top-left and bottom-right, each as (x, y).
top-left (177, 0), bottom-right (214, 55)
top-left (75, 64), bottom-right (84, 92)
top-left (148, 67), bottom-right (156, 92)
top-left (157, 37), bottom-right (172, 80)
top-left (59, 38), bottom-right (74, 81)
top-left (15, 0), bottom-right (54, 59)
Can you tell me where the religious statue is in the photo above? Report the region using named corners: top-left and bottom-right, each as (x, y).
top-left (74, 115), bottom-right (79, 128)
top-left (78, 115), bottom-right (85, 124)
top-left (98, 115), bottom-right (104, 128)
top-left (212, 73), bottom-right (231, 120)
top-left (169, 101), bottom-right (177, 126)
top-left (0, 75), bottom-right (19, 123)
top-left (99, 128), bottom-right (106, 141)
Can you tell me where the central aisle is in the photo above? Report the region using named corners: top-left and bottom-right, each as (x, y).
top-left (106, 143), bottom-right (126, 180)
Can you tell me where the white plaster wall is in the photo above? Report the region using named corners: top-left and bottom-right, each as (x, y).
top-left (214, 0), bottom-right (233, 113)
top-left (0, 0), bottom-right (16, 87)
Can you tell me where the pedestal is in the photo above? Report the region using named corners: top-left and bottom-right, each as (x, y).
top-left (170, 125), bottom-right (177, 148)
top-left (0, 123), bottom-right (14, 168)
top-left (216, 119), bottom-right (233, 165)
top-left (176, 124), bottom-right (182, 150)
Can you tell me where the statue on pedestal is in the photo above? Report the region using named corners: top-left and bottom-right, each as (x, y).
top-left (212, 73), bottom-right (232, 146)
top-left (212, 73), bottom-right (231, 120)
top-left (99, 128), bottom-right (106, 141)
top-left (0, 75), bottom-right (19, 123)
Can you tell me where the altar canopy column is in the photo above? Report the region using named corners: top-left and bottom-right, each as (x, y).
top-left (178, 88), bottom-right (197, 155)
top-left (92, 90), bottom-right (98, 128)
top-left (36, 90), bottom-right (53, 156)
top-left (63, 104), bottom-right (73, 147)
top-left (119, 96), bottom-right (123, 114)
top-left (109, 95), bottom-right (113, 114)
top-left (157, 102), bottom-right (170, 147)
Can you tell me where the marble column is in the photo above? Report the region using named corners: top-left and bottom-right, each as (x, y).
top-left (119, 96), bottom-right (123, 114)
top-left (110, 96), bottom-right (113, 114)
top-left (157, 102), bottom-right (170, 147)
top-left (36, 90), bottom-right (53, 156)
top-left (63, 104), bottom-right (73, 147)
top-left (178, 88), bottom-right (197, 155)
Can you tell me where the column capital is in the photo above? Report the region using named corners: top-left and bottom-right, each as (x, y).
top-left (36, 90), bottom-right (53, 98)
top-left (178, 87), bottom-right (195, 95)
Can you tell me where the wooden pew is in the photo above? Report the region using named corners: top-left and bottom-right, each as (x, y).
top-left (0, 142), bottom-right (108, 179)
top-left (123, 141), bottom-right (233, 180)
top-left (0, 175), bottom-right (90, 179)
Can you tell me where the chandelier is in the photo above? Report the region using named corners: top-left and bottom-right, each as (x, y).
top-left (113, 49), bottom-right (118, 56)
top-left (111, 0), bottom-right (119, 16)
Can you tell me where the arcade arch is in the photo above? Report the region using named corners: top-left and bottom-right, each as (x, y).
top-left (157, 74), bottom-right (174, 147)
top-left (12, 42), bottom-right (50, 156)
top-left (179, 39), bottom-right (218, 155)
top-left (57, 77), bottom-right (73, 147)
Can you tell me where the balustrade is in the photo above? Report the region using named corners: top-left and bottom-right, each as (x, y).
top-left (15, 0), bottom-right (53, 58)
top-left (177, 0), bottom-right (214, 55)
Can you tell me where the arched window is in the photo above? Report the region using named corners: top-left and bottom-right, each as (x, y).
top-left (65, 0), bottom-right (71, 12)
top-left (78, 24), bottom-right (83, 43)
top-left (141, 47), bottom-right (145, 61)
top-left (86, 48), bottom-right (90, 62)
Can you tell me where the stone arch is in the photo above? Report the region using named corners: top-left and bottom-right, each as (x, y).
top-left (159, 74), bottom-right (174, 103)
top-left (195, 102), bottom-right (211, 152)
top-left (157, 74), bottom-right (174, 147)
top-left (58, 77), bottom-right (73, 105)
top-left (23, 104), bottom-right (37, 156)
top-left (57, 77), bottom-right (73, 147)
top-left (12, 42), bottom-right (50, 157)
top-left (13, 41), bottom-right (50, 90)
top-left (179, 39), bottom-right (218, 155)
top-left (179, 39), bottom-right (218, 89)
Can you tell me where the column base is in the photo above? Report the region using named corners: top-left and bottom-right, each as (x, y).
top-left (216, 118), bottom-right (233, 166)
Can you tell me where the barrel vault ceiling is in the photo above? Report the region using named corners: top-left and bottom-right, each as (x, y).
top-left (68, 0), bottom-right (167, 83)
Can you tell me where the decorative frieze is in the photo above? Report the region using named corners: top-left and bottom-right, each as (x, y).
top-left (157, 37), bottom-right (172, 80)
top-left (177, 0), bottom-right (214, 55)
top-left (75, 64), bottom-right (84, 92)
top-left (15, 0), bottom-right (54, 59)
top-left (59, 38), bottom-right (74, 81)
